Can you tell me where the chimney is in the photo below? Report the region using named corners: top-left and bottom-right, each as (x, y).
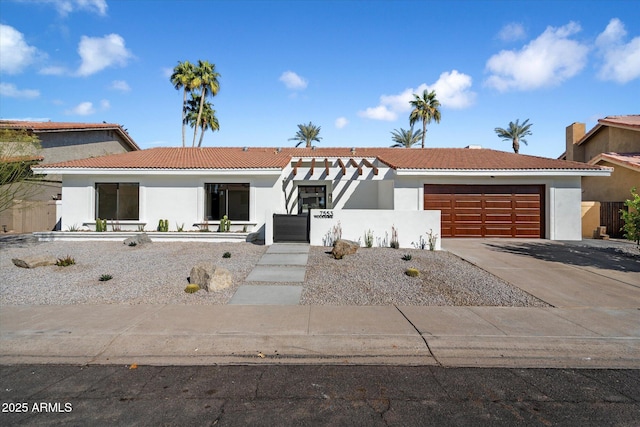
top-left (565, 122), bottom-right (585, 162)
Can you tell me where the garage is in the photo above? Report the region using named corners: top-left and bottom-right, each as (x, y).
top-left (424, 184), bottom-right (544, 238)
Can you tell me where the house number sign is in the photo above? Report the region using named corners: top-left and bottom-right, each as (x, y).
top-left (313, 210), bottom-right (333, 219)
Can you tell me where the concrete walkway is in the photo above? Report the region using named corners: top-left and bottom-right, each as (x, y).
top-left (229, 243), bottom-right (309, 305)
top-left (1, 239), bottom-right (638, 368)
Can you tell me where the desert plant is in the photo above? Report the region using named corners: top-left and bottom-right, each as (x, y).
top-left (110, 220), bottom-right (121, 232)
top-left (322, 221), bottom-right (342, 246)
top-left (402, 254), bottom-right (412, 261)
top-left (137, 224), bottom-right (145, 232)
top-left (56, 255), bottom-right (76, 267)
top-left (157, 219), bottom-right (169, 232)
top-left (412, 235), bottom-right (427, 250)
top-left (200, 220), bottom-right (210, 232)
top-left (219, 215), bottom-right (231, 232)
top-left (99, 274), bottom-right (113, 281)
top-left (95, 218), bottom-right (107, 232)
top-left (184, 284), bottom-right (200, 293)
top-left (426, 229), bottom-right (438, 251)
top-left (621, 187), bottom-right (640, 246)
top-left (128, 241), bottom-right (137, 247)
top-left (364, 229), bottom-right (374, 248)
top-left (390, 226), bottom-right (399, 249)
top-left (405, 267), bottom-right (420, 277)
top-left (223, 251), bottom-right (231, 258)
top-left (66, 224), bottom-right (80, 232)
top-left (242, 225), bottom-right (248, 232)
top-left (176, 222), bottom-right (185, 232)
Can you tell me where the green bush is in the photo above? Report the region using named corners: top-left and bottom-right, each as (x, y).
top-left (99, 274), bottom-right (112, 281)
top-left (402, 254), bottom-right (412, 261)
top-left (95, 218), bottom-right (107, 232)
top-left (222, 251), bottom-right (231, 258)
top-left (184, 284), bottom-right (200, 293)
top-left (56, 255), bottom-right (76, 267)
top-left (157, 219), bottom-right (169, 232)
top-left (621, 187), bottom-right (640, 246)
top-left (405, 267), bottom-right (419, 277)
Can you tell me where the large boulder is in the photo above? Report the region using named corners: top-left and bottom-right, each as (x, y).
top-left (189, 263), bottom-right (232, 292)
top-left (124, 233), bottom-right (152, 246)
top-left (12, 256), bottom-right (58, 268)
top-left (331, 239), bottom-right (359, 259)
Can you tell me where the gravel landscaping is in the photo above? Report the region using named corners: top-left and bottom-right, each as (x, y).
top-left (0, 239), bottom-right (548, 307)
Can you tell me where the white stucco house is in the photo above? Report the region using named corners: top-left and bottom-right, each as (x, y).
top-left (32, 146), bottom-right (611, 247)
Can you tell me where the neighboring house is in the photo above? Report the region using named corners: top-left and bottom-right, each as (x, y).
top-left (0, 121), bottom-right (139, 233)
top-left (562, 115), bottom-right (640, 238)
top-left (33, 146), bottom-right (610, 245)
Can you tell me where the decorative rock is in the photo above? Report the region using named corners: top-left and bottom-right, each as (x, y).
top-left (12, 256), bottom-right (58, 269)
top-left (123, 233), bottom-right (152, 246)
top-left (189, 263), bottom-right (232, 292)
top-left (331, 239), bottom-right (359, 259)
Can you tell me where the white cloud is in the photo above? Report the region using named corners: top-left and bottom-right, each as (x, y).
top-left (39, 65), bottom-right (68, 76)
top-left (335, 117), bottom-right (349, 129)
top-left (99, 99), bottom-right (110, 110)
top-left (485, 21), bottom-right (588, 91)
top-left (0, 83), bottom-right (40, 99)
top-left (76, 34), bottom-right (133, 76)
top-left (66, 101), bottom-right (95, 115)
top-left (595, 18), bottom-right (640, 84)
top-left (357, 105), bottom-right (397, 121)
top-left (110, 80), bottom-right (130, 92)
top-left (0, 24), bottom-right (40, 74)
top-left (358, 70), bottom-right (475, 121)
top-left (497, 23), bottom-right (526, 42)
top-left (31, 0), bottom-right (108, 16)
top-left (279, 71), bottom-right (308, 90)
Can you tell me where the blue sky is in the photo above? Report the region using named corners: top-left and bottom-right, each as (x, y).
top-left (1, 0), bottom-right (639, 158)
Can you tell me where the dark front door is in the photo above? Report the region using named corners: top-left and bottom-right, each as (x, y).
top-left (298, 186), bottom-right (326, 214)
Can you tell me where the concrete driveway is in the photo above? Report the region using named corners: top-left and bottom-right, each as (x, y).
top-left (442, 239), bottom-right (640, 308)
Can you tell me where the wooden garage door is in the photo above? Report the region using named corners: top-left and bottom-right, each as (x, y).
top-left (424, 185), bottom-right (544, 238)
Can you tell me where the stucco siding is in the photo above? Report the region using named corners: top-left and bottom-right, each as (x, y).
top-left (582, 160), bottom-right (639, 202)
top-left (583, 127), bottom-right (640, 162)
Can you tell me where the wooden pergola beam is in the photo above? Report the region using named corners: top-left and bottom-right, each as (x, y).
top-left (324, 158), bottom-right (330, 175)
top-left (349, 158), bottom-right (362, 175)
top-left (362, 158), bottom-right (378, 175)
top-left (293, 158), bottom-right (302, 176)
top-left (337, 159), bottom-right (346, 175)
top-left (310, 158), bottom-right (315, 175)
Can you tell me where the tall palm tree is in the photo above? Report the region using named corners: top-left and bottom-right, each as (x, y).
top-left (288, 122), bottom-right (322, 148)
top-left (494, 119), bottom-right (533, 154)
top-left (170, 60), bottom-right (195, 147)
top-left (390, 127), bottom-right (423, 148)
top-left (191, 60), bottom-right (220, 147)
top-left (409, 89), bottom-right (441, 148)
top-left (184, 94), bottom-right (219, 147)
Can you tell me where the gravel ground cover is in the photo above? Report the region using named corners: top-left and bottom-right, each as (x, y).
top-left (0, 239), bottom-right (549, 306)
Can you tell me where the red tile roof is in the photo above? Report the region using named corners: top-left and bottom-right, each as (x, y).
top-left (0, 120), bottom-right (140, 151)
top-left (589, 152), bottom-right (640, 171)
top-left (35, 147), bottom-right (604, 171)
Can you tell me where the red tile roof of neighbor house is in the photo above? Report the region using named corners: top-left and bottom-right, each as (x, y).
top-left (35, 147), bottom-right (605, 171)
top-left (589, 152), bottom-right (640, 171)
top-left (0, 120), bottom-right (140, 151)
top-left (576, 115), bottom-right (640, 146)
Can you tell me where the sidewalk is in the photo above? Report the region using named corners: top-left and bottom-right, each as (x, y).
top-left (1, 239), bottom-right (639, 369)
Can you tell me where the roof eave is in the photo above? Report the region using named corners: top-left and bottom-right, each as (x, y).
top-left (394, 168), bottom-right (612, 177)
top-left (31, 167), bottom-right (284, 176)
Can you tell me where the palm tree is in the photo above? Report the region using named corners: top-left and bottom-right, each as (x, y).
top-left (289, 122), bottom-right (322, 148)
top-left (184, 93), bottom-right (219, 147)
top-left (494, 119), bottom-right (533, 154)
top-left (170, 60), bottom-right (196, 147)
top-left (409, 89), bottom-right (441, 148)
top-left (390, 127), bottom-right (423, 148)
top-left (191, 60), bottom-right (220, 147)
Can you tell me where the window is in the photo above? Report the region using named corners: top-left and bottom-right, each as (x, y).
top-left (96, 183), bottom-right (139, 220)
top-left (205, 183), bottom-right (249, 221)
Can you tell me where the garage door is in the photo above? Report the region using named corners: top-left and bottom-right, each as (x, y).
top-left (424, 185), bottom-right (544, 238)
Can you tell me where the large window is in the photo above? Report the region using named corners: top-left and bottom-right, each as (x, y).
top-left (205, 183), bottom-right (249, 221)
top-left (96, 183), bottom-right (139, 220)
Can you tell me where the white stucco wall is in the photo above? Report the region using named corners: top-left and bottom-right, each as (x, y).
top-left (309, 209), bottom-right (441, 249)
top-left (548, 177), bottom-right (582, 240)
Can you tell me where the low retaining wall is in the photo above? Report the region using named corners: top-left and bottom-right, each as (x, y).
top-left (309, 209), bottom-right (441, 249)
top-left (33, 231), bottom-right (255, 243)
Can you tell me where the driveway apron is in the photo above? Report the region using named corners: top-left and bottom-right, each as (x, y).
top-left (229, 243), bottom-right (310, 305)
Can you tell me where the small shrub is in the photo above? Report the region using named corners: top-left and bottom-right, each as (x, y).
top-left (99, 274), bottom-right (113, 282)
top-left (405, 267), bottom-right (419, 277)
top-left (364, 229), bottom-right (374, 248)
top-left (621, 187), bottom-right (640, 246)
top-left (137, 224), bottom-right (145, 232)
top-left (66, 224), bottom-right (80, 232)
top-left (390, 225), bottom-right (399, 249)
top-left (412, 235), bottom-right (427, 250)
top-left (402, 254), bottom-right (412, 261)
top-left (128, 241), bottom-right (137, 247)
top-left (427, 228), bottom-right (438, 251)
top-left (157, 219), bottom-right (169, 232)
top-left (184, 284), bottom-right (200, 293)
top-left (56, 255), bottom-right (75, 267)
top-left (219, 215), bottom-right (231, 232)
top-left (176, 222), bottom-right (185, 232)
top-left (222, 251), bottom-right (231, 258)
top-left (95, 218), bottom-right (107, 232)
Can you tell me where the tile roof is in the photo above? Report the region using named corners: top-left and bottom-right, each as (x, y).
top-left (0, 120), bottom-right (140, 151)
top-left (577, 115), bottom-right (640, 146)
top-left (589, 152), bottom-right (640, 171)
top-left (36, 147), bottom-right (605, 171)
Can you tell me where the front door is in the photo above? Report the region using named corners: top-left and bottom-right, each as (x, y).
top-left (298, 185), bottom-right (326, 214)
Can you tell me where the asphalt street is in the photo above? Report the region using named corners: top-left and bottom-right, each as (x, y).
top-left (1, 365), bottom-right (639, 426)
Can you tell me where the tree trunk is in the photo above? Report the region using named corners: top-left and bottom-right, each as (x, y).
top-left (193, 87), bottom-right (207, 147)
top-left (181, 89), bottom-right (187, 147)
top-left (198, 125), bottom-right (205, 147)
top-left (513, 138), bottom-right (520, 154)
top-left (422, 120), bottom-right (427, 148)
